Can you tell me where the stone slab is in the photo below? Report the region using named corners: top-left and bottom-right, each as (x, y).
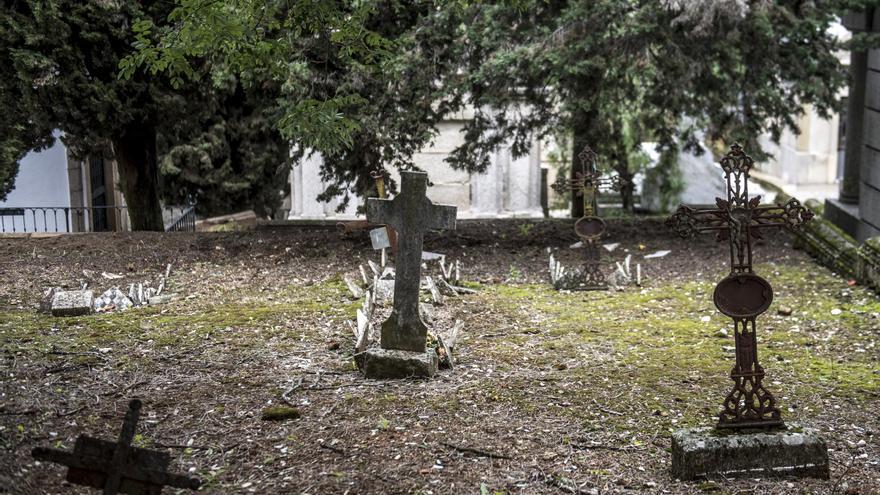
top-left (360, 348), bottom-right (438, 379)
top-left (51, 290), bottom-right (94, 317)
top-left (671, 426), bottom-right (829, 481)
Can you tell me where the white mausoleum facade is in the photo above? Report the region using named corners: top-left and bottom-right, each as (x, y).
top-left (288, 109), bottom-right (544, 219)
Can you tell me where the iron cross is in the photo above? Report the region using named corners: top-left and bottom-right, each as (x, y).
top-left (32, 400), bottom-right (201, 494)
top-left (551, 145), bottom-right (625, 290)
top-left (366, 170), bottom-right (457, 352)
top-left (666, 143), bottom-right (813, 429)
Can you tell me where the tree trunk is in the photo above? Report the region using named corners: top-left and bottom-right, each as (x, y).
top-left (571, 109), bottom-right (598, 219)
top-left (113, 122), bottom-right (164, 231)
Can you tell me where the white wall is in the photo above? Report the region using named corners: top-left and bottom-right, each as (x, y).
top-left (0, 133), bottom-right (71, 232)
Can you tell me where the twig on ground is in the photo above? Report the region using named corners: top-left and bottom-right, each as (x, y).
top-left (590, 398), bottom-right (624, 416)
top-left (319, 443), bottom-right (346, 455)
top-left (440, 441), bottom-right (513, 460)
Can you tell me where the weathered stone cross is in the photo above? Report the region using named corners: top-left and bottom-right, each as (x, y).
top-left (366, 170), bottom-right (457, 352)
top-left (667, 143), bottom-right (813, 429)
top-left (32, 399), bottom-right (201, 494)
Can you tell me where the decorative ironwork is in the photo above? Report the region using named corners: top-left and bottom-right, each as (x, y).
top-left (32, 399), bottom-right (201, 494)
top-left (551, 145), bottom-right (626, 291)
top-left (665, 143), bottom-right (813, 429)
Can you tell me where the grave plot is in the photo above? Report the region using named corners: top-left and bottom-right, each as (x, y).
top-left (1, 220), bottom-right (878, 493)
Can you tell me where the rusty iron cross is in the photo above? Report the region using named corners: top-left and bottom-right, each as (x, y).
top-left (32, 400), bottom-right (201, 494)
top-left (666, 143), bottom-right (813, 429)
top-left (550, 145), bottom-right (625, 291)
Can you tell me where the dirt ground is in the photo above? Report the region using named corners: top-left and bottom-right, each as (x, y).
top-left (1, 218), bottom-right (878, 494)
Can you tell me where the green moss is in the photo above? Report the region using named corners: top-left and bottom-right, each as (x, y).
top-left (261, 406), bottom-right (301, 421)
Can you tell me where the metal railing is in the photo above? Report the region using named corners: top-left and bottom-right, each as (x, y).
top-left (0, 204), bottom-right (197, 234)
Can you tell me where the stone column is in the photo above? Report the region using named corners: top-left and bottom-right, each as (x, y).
top-left (504, 138), bottom-right (542, 216)
top-left (470, 147), bottom-right (505, 216)
top-left (840, 11), bottom-right (872, 204)
top-left (288, 149), bottom-right (327, 219)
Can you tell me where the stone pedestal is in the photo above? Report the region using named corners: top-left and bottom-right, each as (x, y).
top-left (360, 348), bottom-right (438, 379)
top-left (671, 426), bottom-right (829, 481)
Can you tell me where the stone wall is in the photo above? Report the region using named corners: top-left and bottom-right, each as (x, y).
top-left (861, 17), bottom-right (880, 238)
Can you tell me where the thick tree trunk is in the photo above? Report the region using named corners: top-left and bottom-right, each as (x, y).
top-left (112, 122), bottom-right (164, 231)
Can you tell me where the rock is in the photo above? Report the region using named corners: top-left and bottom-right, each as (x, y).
top-left (50, 290), bottom-right (94, 317)
top-left (671, 426), bottom-right (829, 481)
top-left (714, 328), bottom-right (729, 338)
top-left (359, 348), bottom-right (439, 379)
top-left (777, 306), bottom-right (793, 316)
top-left (147, 294), bottom-right (176, 305)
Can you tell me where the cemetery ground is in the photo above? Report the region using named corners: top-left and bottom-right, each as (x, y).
top-left (1, 219), bottom-right (878, 494)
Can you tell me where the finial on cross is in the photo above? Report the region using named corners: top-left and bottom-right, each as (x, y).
top-left (32, 399), bottom-right (201, 494)
top-left (666, 143), bottom-right (813, 429)
top-left (366, 170), bottom-right (457, 352)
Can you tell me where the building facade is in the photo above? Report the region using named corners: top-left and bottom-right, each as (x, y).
top-left (826, 10), bottom-right (880, 241)
top-left (288, 109), bottom-right (545, 219)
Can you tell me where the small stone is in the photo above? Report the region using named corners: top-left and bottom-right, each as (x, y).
top-left (260, 406), bottom-right (301, 421)
top-left (831, 308), bottom-right (843, 316)
top-left (714, 328), bottom-right (728, 338)
top-left (51, 290), bottom-right (94, 317)
top-left (777, 306), bottom-right (793, 316)
top-left (700, 315), bottom-right (711, 323)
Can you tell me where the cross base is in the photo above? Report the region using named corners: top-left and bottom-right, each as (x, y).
top-left (553, 264), bottom-right (608, 291)
top-left (360, 348), bottom-right (438, 379)
top-left (672, 425), bottom-right (829, 481)
top-left (380, 310), bottom-right (429, 353)
top-left (718, 370), bottom-right (783, 429)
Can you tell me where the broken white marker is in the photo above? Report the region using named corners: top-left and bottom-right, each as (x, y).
top-left (644, 250), bottom-right (671, 259)
top-left (603, 243), bottom-right (620, 252)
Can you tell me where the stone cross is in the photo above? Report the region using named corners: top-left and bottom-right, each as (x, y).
top-left (366, 170), bottom-right (457, 352)
top-left (666, 143), bottom-right (813, 429)
top-left (551, 146), bottom-right (625, 290)
top-left (32, 400), bottom-right (201, 494)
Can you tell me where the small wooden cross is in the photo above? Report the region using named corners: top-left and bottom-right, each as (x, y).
top-left (666, 143), bottom-right (813, 429)
top-left (32, 400), bottom-right (201, 494)
top-left (551, 146), bottom-right (625, 290)
top-left (366, 170), bottom-right (457, 352)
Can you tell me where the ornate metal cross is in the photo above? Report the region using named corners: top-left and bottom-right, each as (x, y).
top-left (666, 143), bottom-right (813, 429)
top-left (32, 400), bottom-right (201, 494)
top-left (551, 145), bottom-right (625, 290)
top-left (366, 170), bottom-right (457, 352)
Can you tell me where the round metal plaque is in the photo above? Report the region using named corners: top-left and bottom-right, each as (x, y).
top-left (574, 216), bottom-right (606, 240)
top-left (713, 273), bottom-right (774, 319)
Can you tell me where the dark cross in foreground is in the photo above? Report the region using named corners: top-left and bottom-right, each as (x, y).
top-left (666, 143), bottom-right (813, 429)
top-left (551, 145), bottom-right (626, 290)
top-left (366, 170), bottom-right (457, 352)
top-left (32, 400), bottom-right (201, 494)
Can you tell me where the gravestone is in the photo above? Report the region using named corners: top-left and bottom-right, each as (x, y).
top-left (360, 170), bottom-right (456, 378)
top-left (666, 143), bottom-right (826, 480)
top-left (32, 400), bottom-right (201, 494)
top-left (51, 290), bottom-right (94, 317)
top-left (550, 146), bottom-right (625, 290)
